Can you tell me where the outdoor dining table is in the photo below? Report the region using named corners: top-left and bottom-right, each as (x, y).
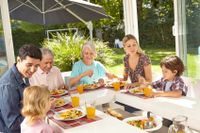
top-left (48, 88), bottom-right (200, 132)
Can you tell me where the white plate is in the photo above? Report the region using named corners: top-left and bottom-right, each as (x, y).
top-left (129, 87), bottom-right (144, 95)
top-left (123, 116), bottom-right (162, 132)
top-left (54, 98), bottom-right (70, 108)
top-left (53, 108), bottom-right (86, 121)
top-left (84, 84), bottom-right (100, 90)
top-left (50, 90), bottom-right (68, 97)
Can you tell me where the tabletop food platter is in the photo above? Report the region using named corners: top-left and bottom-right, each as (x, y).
top-left (105, 81), bottom-right (126, 88)
top-left (50, 89), bottom-right (68, 97)
top-left (54, 98), bottom-right (70, 108)
top-left (83, 83), bottom-right (101, 90)
top-left (53, 108), bottom-right (86, 121)
top-left (128, 87), bottom-right (144, 95)
top-left (123, 116), bottom-right (162, 132)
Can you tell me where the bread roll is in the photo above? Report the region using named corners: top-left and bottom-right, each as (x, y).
top-left (107, 108), bottom-right (123, 120)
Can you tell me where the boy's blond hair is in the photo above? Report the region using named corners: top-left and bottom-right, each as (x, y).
top-left (122, 34), bottom-right (144, 54)
top-left (21, 85), bottom-right (50, 125)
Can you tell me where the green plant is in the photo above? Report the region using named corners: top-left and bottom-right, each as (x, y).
top-left (95, 40), bottom-right (114, 65)
top-left (42, 33), bottom-right (114, 71)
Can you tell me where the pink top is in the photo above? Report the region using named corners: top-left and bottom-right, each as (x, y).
top-left (29, 66), bottom-right (64, 90)
top-left (21, 118), bottom-right (54, 133)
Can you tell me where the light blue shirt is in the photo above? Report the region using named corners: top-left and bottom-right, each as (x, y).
top-left (71, 60), bottom-right (106, 85)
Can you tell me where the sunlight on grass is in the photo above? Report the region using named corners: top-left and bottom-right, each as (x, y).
top-left (187, 54), bottom-right (200, 79)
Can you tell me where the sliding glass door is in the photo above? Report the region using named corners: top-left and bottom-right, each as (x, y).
top-left (185, 0), bottom-right (200, 79)
top-left (174, 0), bottom-right (200, 79)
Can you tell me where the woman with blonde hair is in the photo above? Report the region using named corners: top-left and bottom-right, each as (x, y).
top-left (122, 34), bottom-right (152, 88)
top-left (21, 85), bottom-right (55, 133)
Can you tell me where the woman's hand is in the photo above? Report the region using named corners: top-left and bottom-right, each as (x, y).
top-left (83, 69), bottom-right (93, 77)
top-left (124, 83), bottom-right (134, 90)
top-left (138, 75), bottom-right (146, 84)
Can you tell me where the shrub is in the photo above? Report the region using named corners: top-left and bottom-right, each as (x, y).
top-left (42, 33), bottom-right (114, 71)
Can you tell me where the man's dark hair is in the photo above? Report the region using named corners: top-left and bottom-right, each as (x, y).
top-left (18, 44), bottom-right (42, 60)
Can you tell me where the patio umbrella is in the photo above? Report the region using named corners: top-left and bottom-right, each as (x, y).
top-left (8, 0), bottom-right (110, 40)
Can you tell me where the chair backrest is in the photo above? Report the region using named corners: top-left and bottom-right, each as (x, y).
top-left (61, 71), bottom-right (71, 86)
top-left (193, 79), bottom-right (200, 100)
top-left (182, 76), bottom-right (200, 99)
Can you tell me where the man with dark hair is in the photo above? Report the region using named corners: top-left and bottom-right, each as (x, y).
top-left (0, 44), bottom-right (42, 133)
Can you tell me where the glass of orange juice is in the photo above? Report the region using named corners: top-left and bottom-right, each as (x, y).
top-left (77, 84), bottom-right (84, 94)
top-left (86, 103), bottom-right (96, 119)
top-left (143, 86), bottom-right (153, 97)
top-left (71, 93), bottom-right (80, 107)
top-left (113, 82), bottom-right (120, 91)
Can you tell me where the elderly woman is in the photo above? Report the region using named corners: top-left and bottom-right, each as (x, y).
top-left (69, 42), bottom-right (114, 87)
top-left (29, 48), bottom-right (66, 90)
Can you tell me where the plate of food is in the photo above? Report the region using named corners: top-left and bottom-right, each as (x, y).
top-left (53, 108), bottom-right (86, 121)
top-left (128, 87), bottom-right (144, 95)
top-left (105, 81), bottom-right (126, 88)
top-left (54, 98), bottom-right (70, 108)
top-left (123, 116), bottom-right (162, 132)
top-left (83, 83), bottom-right (100, 90)
top-left (50, 89), bottom-right (68, 97)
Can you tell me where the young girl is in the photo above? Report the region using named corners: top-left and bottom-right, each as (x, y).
top-left (152, 55), bottom-right (188, 97)
top-left (122, 34), bottom-right (152, 88)
top-left (21, 85), bottom-right (55, 133)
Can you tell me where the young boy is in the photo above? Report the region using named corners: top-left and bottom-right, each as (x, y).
top-left (152, 55), bottom-right (188, 97)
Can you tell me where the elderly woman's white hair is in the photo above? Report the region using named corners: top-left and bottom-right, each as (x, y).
top-left (81, 41), bottom-right (97, 58)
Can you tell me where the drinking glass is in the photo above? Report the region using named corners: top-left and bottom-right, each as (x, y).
top-left (143, 86), bottom-right (153, 97)
top-left (77, 84), bottom-right (84, 94)
top-left (113, 82), bottom-right (120, 91)
top-left (86, 102), bottom-right (96, 119)
top-left (71, 93), bottom-right (80, 108)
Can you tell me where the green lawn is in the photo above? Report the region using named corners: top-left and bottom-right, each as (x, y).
top-left (106, 48), bottom-right (199, 79)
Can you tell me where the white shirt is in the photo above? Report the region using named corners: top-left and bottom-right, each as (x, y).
top-left (165, 81), bottom-right (173, 91)
top-left (29, 66), bottom-right (64, 90)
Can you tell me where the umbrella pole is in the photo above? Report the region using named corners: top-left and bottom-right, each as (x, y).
top-left (87, 21), bottom-right (93, 42)
top-left (43, 25), bottom-right (47, 38)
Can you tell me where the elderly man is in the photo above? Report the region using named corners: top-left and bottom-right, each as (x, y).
top-left (29, 48), bottom-right (65, 90)
top-left (0, 44), bottom-right (42, 133)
